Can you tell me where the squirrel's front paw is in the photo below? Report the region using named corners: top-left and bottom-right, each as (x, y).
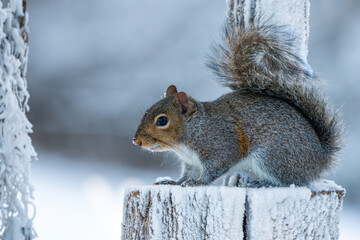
top-left (181, 179), bottom-right (205, 187)
top-left (153, 180), bottom-right (177, 186)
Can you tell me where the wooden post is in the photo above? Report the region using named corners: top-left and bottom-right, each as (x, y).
top-left (122, 182), bottom-right (344, 239)
top-left (122, 186), bottom-right (246, 239)
top-left (245, 183), bottom-right (344, 239)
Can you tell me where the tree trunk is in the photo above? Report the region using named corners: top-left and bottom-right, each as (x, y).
top-left (0, 0), bottom-right (37, 239)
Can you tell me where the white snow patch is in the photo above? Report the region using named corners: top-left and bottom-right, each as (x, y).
top-left (155, 176), bottom-right (173, 183)
top-left (309, 179), bottom-right (345, 193)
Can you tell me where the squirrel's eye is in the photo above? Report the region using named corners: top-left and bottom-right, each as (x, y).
top-left (156, 116), bottom-right (169, 127)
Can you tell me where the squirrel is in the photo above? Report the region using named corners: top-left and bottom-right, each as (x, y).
top-left (132, 17), bottom-right (343, 187)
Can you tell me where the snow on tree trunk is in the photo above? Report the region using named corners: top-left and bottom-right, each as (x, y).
top-left (0, 0), bottom-right (37, 239)
top-left (122, 181), bottom-right (344, 240)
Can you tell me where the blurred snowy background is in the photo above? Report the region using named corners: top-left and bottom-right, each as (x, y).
top-left (26, 0), bottom-right (359, 239)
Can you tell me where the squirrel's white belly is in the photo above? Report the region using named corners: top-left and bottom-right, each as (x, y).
top-left (227, 150), bottom-right (279, 184)
top-left (172, 145), bottom-right (279, 184)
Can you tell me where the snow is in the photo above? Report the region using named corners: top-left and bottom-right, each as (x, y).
top-left (154, 176), bottom-right (174, 183)
top-left (309, 179), bottom-right (345, 193)
top-left (0, 0), bottom-right (36, 239)
top-left (246, 184), bottom-right (343, 239)
top-left (31, 150), bottom-right (177, 240)
top-left (3, 217), bottom-right (29, 240)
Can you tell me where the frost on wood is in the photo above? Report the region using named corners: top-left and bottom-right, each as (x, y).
top-left (122, 181), bottom-right (344, 240)
top-left (246, 180), bottom-right (344, 240)
top-left (226, 0), bottom-right (311, 70)
top-left (122, 186), bottom-right (246, 240)
top-left (0, 0), bottom-right (36, 239)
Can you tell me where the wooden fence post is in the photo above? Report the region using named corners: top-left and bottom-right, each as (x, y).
top-left (122, 186), bottom-right (247, 239)
top-left (122, 182), bottom-right (344, 239)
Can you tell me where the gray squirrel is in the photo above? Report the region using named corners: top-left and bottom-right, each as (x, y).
top-left (132, 17), bottom-right (342, 187)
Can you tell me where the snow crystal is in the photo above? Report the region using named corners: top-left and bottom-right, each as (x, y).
top-left (0, 0), bottom-right (36, 239)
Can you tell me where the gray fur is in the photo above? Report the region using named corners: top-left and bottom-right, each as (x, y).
top-left (176, 91), bottom-right (340, 186)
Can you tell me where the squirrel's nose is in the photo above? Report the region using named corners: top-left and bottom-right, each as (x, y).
top-left (132, 137), bottom-right (142, 147)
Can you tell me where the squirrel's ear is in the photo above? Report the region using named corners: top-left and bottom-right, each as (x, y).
top-left (166, 85), bottom-right (178, 97)
top-left (174, 92), bottom-right (196, 116)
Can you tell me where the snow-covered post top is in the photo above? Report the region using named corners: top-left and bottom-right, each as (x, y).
top-left (122, 181), bottom-right (344, 240)
top-left (0, 0), bottom-right (37, 239)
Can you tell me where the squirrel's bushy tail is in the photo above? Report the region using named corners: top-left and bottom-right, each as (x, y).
top-left (207, 20), bottom-right (343, 164)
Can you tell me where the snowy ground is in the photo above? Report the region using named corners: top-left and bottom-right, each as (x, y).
top-left (31, 150), bottom-right (360, 240)
top-left (31, 150), bottom-right (179, 239)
